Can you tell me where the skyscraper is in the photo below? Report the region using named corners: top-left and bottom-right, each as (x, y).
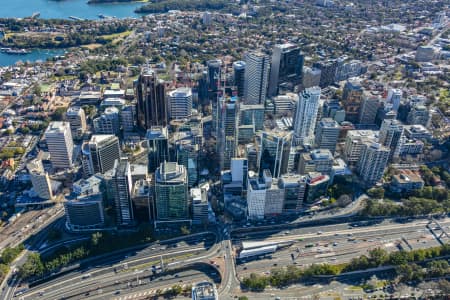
top-left (359, 92), bottom-right (380, 125)
top-left (243, 51), bottom-right (270, 105)
top-left (293, 87), bottom-right (321, 146)
top-left (258, 131), bottom-right (292, 178)
top-left (388, 88), bottom-right (402, 111)
top-left (65, 106), bottom-right (86, 140)
top-left (268, 43), bottom-right (303, 96)
top-left (168, 87), bottom-right (193, 120)
top-left (154, 162), bottom-right (189, 222)
top-left (207, 59), bottom-right (221, 94)
top-left (233, 61), bottom-right (246, 98)
top-left (82, 135), bottom-right (121, 177)
top-left (146, 126), bottom-right (170, 173)
top-left (45, 121), bottom-right (73, 170)
top-left (379, 119), bottom-right (404, 160)
top-left (315, 118), bottom-right (340, 152)
top-left (342, 80), bottom-right (363, 124)
top-left (313, 59), bottom-right (338, 88)
top-left (135, 68), bottom-right (167, 130)
top-left (112, 158), bottom-right (134, 226)
top-left (357, 142), bottom-right (390, 186)
top-left (27, 159), bottom-right (53, 200)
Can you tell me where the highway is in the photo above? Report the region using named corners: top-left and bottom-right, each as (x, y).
top-left (234, 218), bottom-right (450, 278)
top-left (16, 233), bottom-right (218, 300)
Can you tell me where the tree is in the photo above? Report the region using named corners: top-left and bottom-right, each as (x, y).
top-left (336, 194), bottom-right (352, 208)
top-left (90, 232), bottom-right (103, 247)
top-left (19, 253), bottom-right (44, 279)
top-left (368, 248), bottom-right (388, 267)
top-left (238, 297), bottom-right (249, 300)
top-left (171, 284), bottom-right (182, 295)
top-left (180, 226), bottom-right (190, 235)
top-left (367, 187), bottom-right (385, 199)
top-left (51, 107), bottom-right (67, 121)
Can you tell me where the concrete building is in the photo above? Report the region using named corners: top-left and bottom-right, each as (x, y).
top-left (313, 60), bottom-right (338, 88)
top-left (268, 43), bottom-right (303, 96)
top-left (293, 87), bottom-right (321, 146)
top-left (231, 158), bottom-right (248, 189)
top-left (302, 67), bottom-right (321, 90)
top-left (44, 121), bottom-right (74, 170)
top-left (131, 179), bottom-right (153, 222)
top-left (64, 194), bottom-right (105, 231)
top-left (168, 87), bottom-right (192, 120)
top-left (27, 159), bottom-right (53, 200)
top-left (298, 149), bottom-right (334, 175)
top-left (73, 175), bottom-right (102, 196)
top-left (357, 142), bottom-right (390, 186)
top-left (415, 46), bottom-right (436, 62)
top-left (192, 282), bottom-right (218, 300)
top-left (272, 93), bottom-right (298, 114)
top-left (112, 158), bottom-right (134, 226)
top-left (65, 106), bottom-right (86, 139)
top-left (135, 68), bottom-right (167, 130)
top-left (154, 162), bottom-right (189, 222)
top-left (359, 93), bottom-right (380, 125)
top-left (388, 88), bottom-right (402, 111)
top-left (279, 174), bottom-right (306, 213)
top-left (93, 106), bottom-right (120, 135)
top-left (379, 119), bottom-right (404, 160)
top-left (264, 177), bottom-right (285, 217)
top-left (82, 135), bottom-right (121, 177)
top-left (121, 105), bottom-right (135, 132)
top-left (344, 130), bottom-right (377, 165)
top-left (315, 118), bottom-right (340, 152)
top-left (243, 51), bottom-right (270, 105)
top-left (305, 172), bottom-right (330, 203)
top-left (342, 80), bottom-right (363, 124)
top-left (390, 169), bottom-right (425, 193)
top-left (407, 105), bottom-right (429, 127)
top-left (191, 187), bottom-right (209, 225)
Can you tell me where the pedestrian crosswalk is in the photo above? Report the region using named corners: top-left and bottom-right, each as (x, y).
top-left (113, 289), bottom-right (157, 300)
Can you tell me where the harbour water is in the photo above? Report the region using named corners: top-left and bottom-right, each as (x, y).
top-left (0, 0), bottom-right (144, 66)
top-left (0, 49), bottom-right (67, 67)
top-left (0, 0), bottom-right (143, 20)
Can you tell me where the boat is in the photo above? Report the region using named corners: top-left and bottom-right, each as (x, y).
top-left (31, 12), bottom-right (40, 19)
top-left (69, 16), bottom-right (84, 21)
top-left (4, 49), bottom-right (31, 55)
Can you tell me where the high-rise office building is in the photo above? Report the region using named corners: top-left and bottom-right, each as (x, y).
top-left (243, 51), bottom-right (270, 105)
top-left (231, 158), bottom-right (248, 187)
top-left (315, 118), bottom-right (340, 152)
top-left (207, 59), bottom-right (221, 93)
top-left (154, 162), bottom-right (189, 222)
top-left (258, 131), bottom-right (292, 178)
top-left (135, 68), bottom-right (167, 130)
top-left (407, 104), bottom-right (429, 126)
top-left (45, 121), bottom-right (74, 170)
top-left (121, 105), bottom-right (135, 132)
top-left (293, 87), bottom-right (321, 146)
top-left (342, 80), bottom-right (363, 124)
top-left (313, 60), bottom-right (338, 88)
top-left (239, 104), bottom-right (265, 131)
top-left (357, 142), bottom-right (390, 186)
top-left (27, 159), bottom-right (53, 200)
top-left (146, 126), bottom-right (170, 173)
top-left (359, 92), bottom-right (380, 125)
top-left (233, 61), bottom-right (246, 98)
top-left (112, 158), bottom-right (134, 226)
top-left (279, 174), bottom-right (306, 213)
top-left (65, 106), bottom-right (86, 140)
top-left (82, 135), bottom-right (121, 177)
top-left (268, 43), bottom-right (303, 96)
top-left (93, 106), bottom-right (120, 135)
top-left (273, 93), bottom-right (298, 114)
top-left (64, 194), bottom-right (105, 231)
top-left (168, 87), bottom-right (192, 120)
top-left (298, 149), bottom-right (334, 175)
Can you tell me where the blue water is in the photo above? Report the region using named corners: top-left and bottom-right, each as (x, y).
top-left (0, 0), bottom-right (144, 66)
top-left (0, 0), bottom-right (143, 20)
top-left (0, 49), bottom-right (67, 67)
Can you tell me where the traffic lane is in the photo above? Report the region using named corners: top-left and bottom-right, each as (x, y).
top-left (21, 245), bottom-right (210, 299)
top-left (236, 228), bottom-right (442, 277)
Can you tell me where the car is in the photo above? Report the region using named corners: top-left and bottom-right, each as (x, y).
top-left (317, 231), bottom-right (323, 235)
top-left (174, 274), bottom-right (179, 278)
top-left (114, 290), bottom-right (121, 295)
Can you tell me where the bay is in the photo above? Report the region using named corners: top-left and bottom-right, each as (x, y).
top-left (0, 49), bottom-right (67, 67)
top-left (0, 0), bottom-right (143, 20)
